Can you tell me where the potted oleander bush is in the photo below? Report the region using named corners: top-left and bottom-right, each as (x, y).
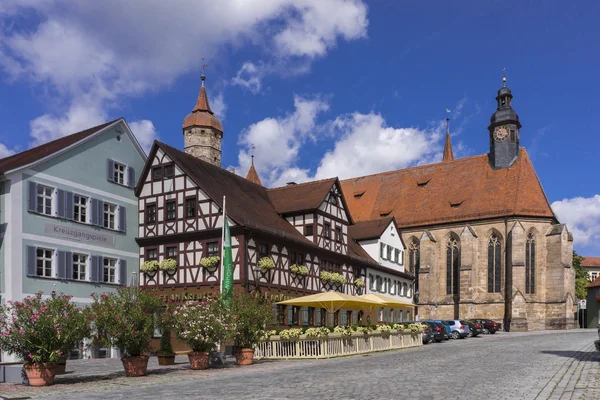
top-left (88, 287), bottom-right (162, 377)
top-left (0, 291), bottom-right (89, 386)
top-left (156, 327), bottom-right (176, 366)
top-left (171, 295), bottom-right (229, 370)
top-left (228, 292), bottom-right (276, 366)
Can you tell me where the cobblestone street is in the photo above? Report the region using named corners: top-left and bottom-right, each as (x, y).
top-left (1, 330), bottom-right (599, 400)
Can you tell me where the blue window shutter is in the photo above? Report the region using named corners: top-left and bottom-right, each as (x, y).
top-left (98, 256), bottom-right (105, 282)
top-left (66, 252), bottom-right (73, 280)
top-left (107, 159), bottom-right (114, 182)
top-left (28, 181), bottom-right (37, 212)
top-left (119, 259), bottom-right (127, 285)
top-left (90, 256), bottom-right (99, 282)
top-left (26, 246), bottom-right (36, 276)
top-left (57, 251), bottom-right (67, 279)
top-left (98, 200), bottom-right (104, 227)
top-left (287, 307), bottom-right (293, 325)
top-left (57, 190), bottom-right (65, 218)
top-left (90, 199), bottom-right (99, 225)
top-left (301, 306), bottom-right (308, 326)
top-left (118, 206), bottom-right (126, 232)
top-left (127, 167), bottom-right (135, 188)
top-left (65, 192), bottom-right (74, 220)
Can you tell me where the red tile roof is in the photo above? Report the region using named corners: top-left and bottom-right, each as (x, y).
top-left (0, 119), bottom-right (119, 175)
top-left (340, 149), bottom-right (556, 228)
top-left (442, 132), bottom-right (454, 162)
top-left (267, 178), bottom-right (338, 214)
top-left (586, 274), bottom-right (600, 289)
top-left (182, 81), bottom-right (223, 133)
top-left (245, 164), bottom-right (263, 186)
top-left (582, 257), bottom-right (600, 268)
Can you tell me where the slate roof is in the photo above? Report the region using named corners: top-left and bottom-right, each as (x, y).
top-left (267, 178), bottom-right (338, 214)
top-left (340, 149), bottom-right (557, 228)
top-left (0, 119), bottom-right (119, 175)
top-left (348, 217), bottom-right (394, 241)
top-left (582, 257), bottom-right (600, 268)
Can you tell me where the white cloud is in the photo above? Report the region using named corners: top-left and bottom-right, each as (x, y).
top-left (231, 62), bottom-right (262, 94)
top-left (0, 143), bottom-right (15, 158)
top-left (128, 120), bottom-right (159, 154)
top-left (211, 92), bottom-right (227, 120)
top-left (552, 195), bottom-right (600, 249)
top-left (0, 0), bottom-right (368, 145)
top-left (29, 104), bottom-right (107, 146)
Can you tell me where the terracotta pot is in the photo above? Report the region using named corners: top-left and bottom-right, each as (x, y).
top-left (235, 348), bottom-right (255, 366)
top-left (121, 355), bottom-right (149, 377)
top-left (188, 351), bottom-right (209, 370)
top-left (24, 363), bottom-right (57, 386)
top-left (157, 353), bottom-right (176, 366)
top-left (55, 359), bottom-right (67, 375)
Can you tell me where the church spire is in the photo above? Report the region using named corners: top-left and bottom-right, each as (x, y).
top-left (442, 117), bottom-right (454, 162)
top-left (245, 146), bottom-right (263, 186)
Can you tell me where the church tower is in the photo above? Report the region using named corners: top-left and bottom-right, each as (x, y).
top-left (182, 74), bottom-right (223, 167)
top-left (488, 76), bottom-right (521, 169)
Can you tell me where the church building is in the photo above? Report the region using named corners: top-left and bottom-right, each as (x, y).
top-left (340, 78), bottom-right (575, 331)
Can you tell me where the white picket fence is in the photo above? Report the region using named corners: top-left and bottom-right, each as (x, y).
top-left (254, 329), bottom-right (422, 359)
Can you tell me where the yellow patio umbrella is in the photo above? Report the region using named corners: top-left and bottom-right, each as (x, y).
top-left (359, 293), bottom-right (416, 308)
top-left (276, 291), bottom-right (380, 313)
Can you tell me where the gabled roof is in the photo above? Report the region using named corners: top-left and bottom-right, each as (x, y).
top-left (340, 149), bottom-right (557, 228)
top-left (582, 257), bottom-right (600, 268)
top-left (586, 274), bottom-right (600, 289)
top-left (141, 142), bottom-right (308, 241)
top-left (348, 217), bottom-right (395, 241)
top-left (0, 119), bottom-right (123, 176)
top-left (267, 178), bottom-right (337, 214)
top-left (245, 164), bottom-right (263, 186)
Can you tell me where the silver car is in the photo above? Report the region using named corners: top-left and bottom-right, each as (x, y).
top-left (444, 320), bottom-right (470, 339)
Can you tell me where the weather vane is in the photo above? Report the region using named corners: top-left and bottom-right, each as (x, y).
top-left (201, 58), bottom-right (208, 85)
top-left (445, 107), bottom-right (451, 132)
top-left (251, 144), bottom-right (256, 165)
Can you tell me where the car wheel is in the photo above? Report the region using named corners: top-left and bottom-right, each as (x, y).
top-left (467, 331), bottom-right (472, 337)
top-left (451, 331), bottom-right (460, 339)
top-left (483, 328), bottom-right (489, 334)
top-left (490, 330), bottom-right (496, 334)
top-left (435, 337), bottom-right (441, 343)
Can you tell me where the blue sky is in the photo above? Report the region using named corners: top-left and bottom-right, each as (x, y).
top-left (0, 0), bottom-right (598, 255)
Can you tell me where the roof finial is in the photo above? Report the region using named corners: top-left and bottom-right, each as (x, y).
top-left (251, 144), bottom-right (255, 166)
top-left (201, 60), bottom-right (208, 87)
top-left (445, 107), bottom-right (451, 134)
top-left (502, 67), bottom-right (507, 87)
top-left (442, 107), bottom-right (454, 162)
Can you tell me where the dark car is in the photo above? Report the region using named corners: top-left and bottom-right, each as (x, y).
top-left (462, 320), bottom-right (481, 337)
top-left (472, 318), bottom-right (501, 334)
top-left (405, 321), bottom-right (432, 344)
top-left (423, 321), bottom-right (446, 342)
top-left (424, 320), bottom-right (451, 340)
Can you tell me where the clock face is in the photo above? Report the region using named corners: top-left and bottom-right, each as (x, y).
top-left (493, 126), bottom-right (509, 142)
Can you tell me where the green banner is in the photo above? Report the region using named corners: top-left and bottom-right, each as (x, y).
top-left (222, 218), bottom-right (234, 305)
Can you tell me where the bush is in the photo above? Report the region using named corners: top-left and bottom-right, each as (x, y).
top-left (170, 296), bottom-right (229, 352)
top-left (304, 327), bottom-right (330, 338)
top-left (258, 257), bottom-right (275, 271)
top-left (200, 256), bottom-right (220, 269)
top-left (140, 260), bottom-right (159, 273)
top-left (0, 291), bottom-right (89, 365)
top-left (290, 264), bottom-right (309, 276)
top-left (228, 292), bottom-right (275, 349)
top-left (158, 327), bottom-right (174, 355)
top-left (88, 287), bottom-right (162, 357)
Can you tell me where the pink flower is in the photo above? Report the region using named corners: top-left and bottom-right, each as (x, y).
top-left (57, 350), bottom-right (63, 356)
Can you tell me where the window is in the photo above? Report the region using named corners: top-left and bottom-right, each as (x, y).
top-left (113, 162), bottom-right (125, 185)
top-left (166, 246), bottom-right (177, 259)
top-left (510, 129), bottom-right (516, 142)
top-left (395, 249), bottom-right (400, 264)
top-left (36, 248), bottom-right (53, 277)
top-left (152, 167), bottom-right (162, 181)
top-left (386, 245), bottom-right (392, 260)
top-left (409, 240), bottom-right (420, 274)
top-left (166, 201), bottom-right (176, 220)
top-left (290, 252), bottom-right (304, 266)
top-left (277, 305), bottom-right (287, 325)
top-left (446, 236), bottom-right (460, 295)
top-left (403, 282), bottom-right (408, 296)
top-left (488, 234), bottom-right (502, 293)
top-left (593, 273), bottom-right (598, 281)
top-left (376, 275), bottom-right (382, 291)
top-left (103, 258), bottom-right (117, 284)
top-left (304, 224), bottom-right (313, 236)
top-left (36, 185), bottom-right (53, 215)
top-left (258, 243), bottom-right (270, 259)
top-left (72, 253), bottom-right (87, 281)
top-left (207, 242), bottom-right (219, 257)
top-left (186, 197), bottom-right (196, 218)
top-left (73, 195), bottom-right (88, 223)
top-left (164, 165), bottom-right (175, 179)
top-left (146, 204), bottom-right (156, 223)
top-left (380, 243), bottom-right (386, 259)
top-left (335, 226), bottom-right (342, 242)
top-left (308, 307), bottom-right (315, 326)
top-left (525, 233), bottom-right (536, 294)
top-left (369, 274), bottom-right (374, 290)
top-left (323, 222), bottom-right (330, 238)
top-left (103, 203), bottom-right (117, 229)
top-left (147, 248), bottom-right (158, 260)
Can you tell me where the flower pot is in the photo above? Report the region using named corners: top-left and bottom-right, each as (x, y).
top-left (235, 348), bottom-right (255, 366)
top-left (24, 363), bottom-right (57, 386)
top-left (121, 355), bottom-right (149, 377)
top-left (188, 351), bottom-right (210, 370)
top-left (157, 353), bottom-right (176, 366)
top-left (55, 359), bottom-right (67, 375)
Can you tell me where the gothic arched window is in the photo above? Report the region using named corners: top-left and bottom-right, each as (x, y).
top-left (526, 233), bottom-right (536, 294)
top-left (488, 234), bottom-right (502, 293)
top-left (409, 240), bottom-right (420, 274)
top-left (446, 237), bottom-right (460, 295)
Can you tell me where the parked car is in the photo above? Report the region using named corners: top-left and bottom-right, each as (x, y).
top-left (472, 318), bottom-right (501, 334)
top-left (595, 323), bottom-right (600, 351)
top-left (462, 320), bottom-right (481, 337)
top-left (422, 321), bottom-right (446, 342)
top-left (404, 321), bottom-right (432, 344)
top-left (444, 320), bottom-right (470, 339)
top-left (424, 320), bottom-right (451, 340)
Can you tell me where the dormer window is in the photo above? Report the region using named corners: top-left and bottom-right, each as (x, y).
top-left (354, 190), bottom-right (366, 199)
top-left (416, 178), bottom-right (431, 187)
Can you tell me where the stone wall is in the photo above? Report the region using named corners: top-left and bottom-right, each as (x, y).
top-left (403, 217), bottom-right (575, 331)
top-left (183, 126), bottom-right (222, 167)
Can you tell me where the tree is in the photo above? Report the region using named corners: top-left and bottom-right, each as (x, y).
top-left (573, 250), bottom-right (590, 300)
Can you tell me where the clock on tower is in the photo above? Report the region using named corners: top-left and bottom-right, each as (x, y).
top-left (488, 76), bottom-right (522, 169)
